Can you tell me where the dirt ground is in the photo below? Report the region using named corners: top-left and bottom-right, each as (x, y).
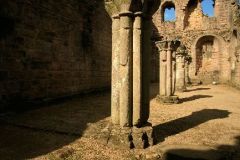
top-left (0, 84), bottom-right (240, 160)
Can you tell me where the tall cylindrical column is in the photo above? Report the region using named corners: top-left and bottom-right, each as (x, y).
top-left (160, 49), bottom-right (167, 96)
top-left (185, 63), bottom-right (189, 84)
top-left (166, 42), bottom-right (173, 97)
top-left (176, 55), bottom-right (186, 91)
top-left (119, 12), bottom-right (133, 127)
top-left (133, 12), bottom-right (142, 126)
top-left (172, 51), bottom-right (176, 95)
top-left (141, 17), bottom-right (152, 124)
top-left (111, 15), bottom-right (120, 124)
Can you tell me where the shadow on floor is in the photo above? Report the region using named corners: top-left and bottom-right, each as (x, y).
top-left (0, 91), bottom-right (111, 160)
top-left (163, 136), bottom-right (240, 160)
top-left (153, 109), bottom-right (231, 145)
top-left (185, 88), bottom-right (211, 92)
top-left (179, 95), bottom-right (213, 103)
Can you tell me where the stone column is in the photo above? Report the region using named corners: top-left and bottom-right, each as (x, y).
top-left (166, 41), bottom-right (173, 97)
top-left (161, 52), bottom-right (167, 96)
top-left (172, 50), bottom-right (176, 95)
top-left (172, 40), bottom-right (180, 95)
top-left (119, 11), bottom-right (133, 127)
top-left (176, 54), bottom-right (186, 91)
top-left (141, 17), bottom-right (152, 124)
top-left (133, 12), bottom-right (142, 126)
top-left (111, 15), bottom-right (120, 125)
top-left (156, 41), bottom-right (167, 96)
top-left (176, 45), bottom-right (188, 91)
top-left (156, 40), bottom-right (179, 104)
top-left (185, 55), bottom-right (192, 85)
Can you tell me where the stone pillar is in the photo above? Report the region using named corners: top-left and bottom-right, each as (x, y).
top-left (176, 54), bottom-right (186, 91)
top-left (172, 40), bottom-right (180, 94)
top-left (141, 17), bottom-right (152, 124)
top-left (155, 40), bottom-right (179, 104)
top-left (156, 41), bottom-right (167, 96)
top-left (119, 11), bottom-right (133, 127)
top-left (133, 12), bottom-right (142, 126)
top-left (160, 52), bottom-right (167, 96)
top-left (176, 45), bottom-right (188, 91)
top-left (172, 50), bottom-right (176, 95)
top-left (185, 55), bottom-right (192, 85)
top-left (166, 41), bottom-right (173, 97)
top-left (111, 15), bottom-right (120, 125)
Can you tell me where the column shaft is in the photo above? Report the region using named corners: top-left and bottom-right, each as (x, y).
top-left (166, 48), bottom-right (172, 96)
top-left (185, 62), bottom-right (190, 84)
top-left (172, 51), bottom-right (176, 95)
top-left (142, 17), bottom-right (152, 123)
top-left (176, 56), bottom-right (186, 91)
top-left (160, 50), bottom-right (167, 96)
top-left (111, 15), bottom-right (120, 124)
top-left (133, 13), bottom-right (142, 126)
top-left (119, 13), bottom-right (133, 127)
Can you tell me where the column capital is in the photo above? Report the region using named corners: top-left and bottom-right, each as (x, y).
top-left (185, 55), bottom-right (192, 64)
top-left (176, 44), bottom-right (188, 57)
top-left (172, 40), bottom-right (181, 51)
top-left (155, 41), bottom-right (167, 52)
top-left (166, 41), bottom-right (174, 51)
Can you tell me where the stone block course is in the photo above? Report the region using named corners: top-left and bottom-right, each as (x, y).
top-left (0, 0), bottom-right (111, 110)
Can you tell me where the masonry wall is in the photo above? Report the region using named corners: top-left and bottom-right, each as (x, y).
top-left (231, 1), bottom-right (240, 88)
top-left (0, 0), bottom-right (112, 111)
top-left (152, 0), bottom-right (240, 85)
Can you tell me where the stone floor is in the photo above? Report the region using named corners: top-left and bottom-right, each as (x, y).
top-left (0, 84), bottom-right (240, 160)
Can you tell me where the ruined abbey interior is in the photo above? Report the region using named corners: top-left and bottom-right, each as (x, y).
top-left (0, 0), bottom-right (240, 159)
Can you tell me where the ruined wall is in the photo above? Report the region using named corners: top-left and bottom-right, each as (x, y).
top-left (231, 1), bottom-right (240, 88)
top-left (153, 0), bottom-right (239, 85)
top-left (0, 0), bottom-right (112, 110)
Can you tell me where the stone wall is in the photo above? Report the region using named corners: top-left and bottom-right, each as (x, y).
top-left (152, 0), bottom-right (240, 85)
top-left (0, 0), bottom-right (112, 111)
top-left (231, 1), bottom-right (240, 88)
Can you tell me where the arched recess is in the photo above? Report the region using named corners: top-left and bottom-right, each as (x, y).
top-left (161, 1), bottom-right (176, 22)
top-left (189, 34), bottom-right (229, 83)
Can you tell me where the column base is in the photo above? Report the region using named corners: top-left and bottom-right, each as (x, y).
top-left (156, 95), bottom-right (180, 104)
top-left (108, 123), bottom-right (155, 149)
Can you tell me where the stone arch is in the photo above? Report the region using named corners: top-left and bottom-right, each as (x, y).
top-left (160, 1), bottom-right (176, 22)
top-left (189, 33), bottom-right (229, 83)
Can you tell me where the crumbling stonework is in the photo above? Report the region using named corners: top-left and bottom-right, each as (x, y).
top-left (0, 0), bottom-right (112, 110)
top-left (153, 0), bottom-right (240, 86)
